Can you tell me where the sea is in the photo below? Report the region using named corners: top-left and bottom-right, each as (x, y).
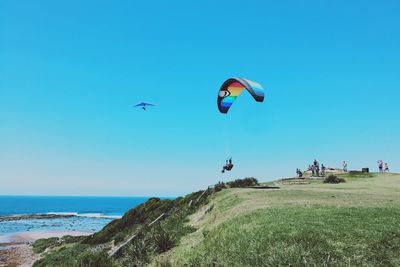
top-left (0, 196), bottom-right (150, 242)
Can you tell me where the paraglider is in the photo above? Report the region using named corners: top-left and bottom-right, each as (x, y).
top-left (217, 77), bottom-right (264, 114)
top-left (134, 102), bottom-right (156, 110)
top-left (218, 78), bottom-right (264, 174)
top-left (221, 158), bottom-right (234, 173)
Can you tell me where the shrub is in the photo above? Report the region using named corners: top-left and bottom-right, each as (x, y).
top-left (113, 232), bottom-right (126, 244)
top-left (227, 177), bottom-right (259, 188)
top-left (324, 175), bottom-right (346, 184)
top-left (62, 235), bottom-right (86, 244)
top-left (77, 251), bottom-right (114, 267)
top-left (32, 237), bottom-right (59, 254)
top-left (117, 238), bottom-right (153, 266)
top-left (33, 244), bottom-right (90, 267)
top-left (152, 227), bottom-right (176, 253)
top-left (214, 182), bottom-right (226, 192)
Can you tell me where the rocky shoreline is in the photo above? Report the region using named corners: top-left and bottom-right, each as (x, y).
top-left (0, 242), bottom-right (37, 267)
top-left (0, 214), bottom-right (75, 222)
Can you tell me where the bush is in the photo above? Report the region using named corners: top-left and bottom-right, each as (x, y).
top-left (113, 232), bottom-right (126, 244)
top-left (214, 182), bottom-right (226, 192)
top-left (324, 175), bottom-right (346, 184)
top-left (227, 177), bottom-right (259, 188)
top-left (152, 228), bottom-right (176, 253)
top-left (62, 235), bottom-right (86, 244)
top-left (118, 238), bottom-right (153, 266)
top-left (32, 237), bottom-right (59, 254)
top-left (77, 251), bottom-right (114, 267)
top-left (33, 244), bottom-right (90, 267)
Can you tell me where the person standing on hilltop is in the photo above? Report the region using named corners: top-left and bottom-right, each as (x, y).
top-left (313, 159), bottom-right (319, 176)
top-left (321, 164), bottom-right (326, 176)
top-left (378, 160), bottom-right (383, 173)
top-left (343, 161), bottom-right (348, 172)
top-left (384, 163), bottom-right (389, 173)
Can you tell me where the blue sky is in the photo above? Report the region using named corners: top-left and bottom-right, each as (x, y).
top-left (1, 0), bottom-right (399, 196)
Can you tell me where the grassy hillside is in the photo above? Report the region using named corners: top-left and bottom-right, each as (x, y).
top-left (33, 173), bottom-right (400, 266)
top-left (160, 173), bottom-right (400, 266)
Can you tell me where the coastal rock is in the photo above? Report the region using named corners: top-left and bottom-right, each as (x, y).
top-left (0, 214), bottom-right (75, 222)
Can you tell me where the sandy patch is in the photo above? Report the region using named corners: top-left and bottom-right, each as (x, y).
top-left (0, 231), bottom-right (93, 267)
top-left (8, 231), bottom-right (93, 243)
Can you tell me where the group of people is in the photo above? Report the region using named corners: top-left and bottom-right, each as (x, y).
top-left (378, 160), bottom-right (390, 173)
top-left (296, 159), bottom-right (391, 178)
top-left (297, 159), bottom-right (326, 178)
top-left (309, 159), bottom-right (326, 177)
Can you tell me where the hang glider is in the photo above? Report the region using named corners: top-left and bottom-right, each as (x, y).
top-left (134, 102), bottom-right (156, 110)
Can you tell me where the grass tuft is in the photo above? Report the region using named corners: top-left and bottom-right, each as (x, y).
top-left (324, 175), bottom-right (346, 184)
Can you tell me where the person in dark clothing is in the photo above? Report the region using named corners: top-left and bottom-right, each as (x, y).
top-left (222, 158), bottom-right (234, 173)
top-left (311, 164), bottom-right (316, 177)
top-left (296, 168), bottom-right (303, 178)
top-left (321, 164), bottom-right (326, 176)
top-left (378, 160), bottom-right (383, 173)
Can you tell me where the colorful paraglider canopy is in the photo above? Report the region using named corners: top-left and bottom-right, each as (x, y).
top-left (217, 78), bottom-right (264, 114)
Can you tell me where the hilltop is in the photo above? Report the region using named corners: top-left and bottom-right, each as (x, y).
top-left (33, 173), bottom-right (400, 266)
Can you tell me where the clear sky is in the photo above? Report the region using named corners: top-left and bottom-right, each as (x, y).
top-left (1, 0), bottom-right (399, 196)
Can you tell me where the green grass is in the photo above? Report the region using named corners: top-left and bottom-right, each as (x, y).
top-left (34, 244), bottom-right (90, 267)
top-left (163, 173), bottom-right (400, 266)
top-left (32, 235), bottom-right (86, 254)
top-left (32, 237), bottom-right (59, 254)
top-left (171, 206), bottom-right (400, 266)
top-left (338, 172), bottom-right (376, 179)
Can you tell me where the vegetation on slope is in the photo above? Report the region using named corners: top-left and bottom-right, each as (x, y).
top-left (163, 173), bottom-right (400, 266)
top-left (33, 174), bottom-right (400, 266)
top-left (33, 189), bottom-right (214, 266)
top-left (32, 235), bottom-right (86, 254)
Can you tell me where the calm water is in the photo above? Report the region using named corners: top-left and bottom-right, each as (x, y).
top-left (0, 196), bottom-right (150, 239)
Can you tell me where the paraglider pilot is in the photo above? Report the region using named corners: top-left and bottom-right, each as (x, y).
top-left (222, 158), bottom-right (234, 173)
